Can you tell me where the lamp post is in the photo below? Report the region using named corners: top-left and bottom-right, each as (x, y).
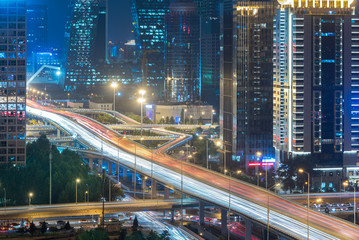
top-left (199, 136), bottom-right (209, 169)
top-left (3, 188), bottom-right (6, 210)
top-left (28, 192), bottom-right (33, 207)
top-left (224, 169), bottom-right (241, 240)
top-left (75, 178), bottom-right (80, 204)
top-left (211, 109), bottom-right (215, 125)
top-left (267, 183), bottom-right (281, 240)
top-left (299, 169), bottom-right (310, 240)
top-left (216, 141), bottom-right (227, 173)
top-left (256, 152), bottom-right (262, 186)
top-left (49, 145), bottom-right (52, 205)
top-left (111, 82), bottom-right (118, 112)
top-left (184, 109), bottom-right (187, 124)
top-left (138, 90), bottom-right (146, 139)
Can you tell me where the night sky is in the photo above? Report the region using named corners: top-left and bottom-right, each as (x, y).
top-left (28, 0), bottom-right (134, 48)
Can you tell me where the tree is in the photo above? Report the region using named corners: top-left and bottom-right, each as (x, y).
top-left (180, 109), bottom-right (184, 124)
top-left (40, 221), bottom-right (47, 234)
top-left (169, 116), bottom-right (175, 124)
top-left (158, 118), bottom-right (165, 124)
top-left (29, 221), bottom-right (36, 235)
top-left (165, 116), bottom-right (170, 124)
top-left (147, 230), bottom-right (161, 240)
top-left (160, 230), bottom-right (170, 240)
top-left (198, 117), bottom-right (203, 125)
top-left (277, 155), bottom-right (317, 193)
top-left (132, 216), bottom-right (139, 232)
top-left (119, 228), bottom-right (127, 240)
top-left (64, 221), bottom-right (71, 230)
top-left (76, 228), bottom-right (109, 240)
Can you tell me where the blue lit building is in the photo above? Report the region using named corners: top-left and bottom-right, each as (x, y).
top-left (273, 0), bottom-right (357, 166)
top-left (0, 0), bottom-right (27, 165)
top-left (131, 0), bottom-right (170, 99)
top-left (65, 0), bottom-right (108, 91)
top-left (26, 4), bottom-right (48, 76)
top-left (165, 0), bottom-right (200, 103)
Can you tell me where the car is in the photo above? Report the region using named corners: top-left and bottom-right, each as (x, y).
top-left (109, 218), bottom-right (119, 222)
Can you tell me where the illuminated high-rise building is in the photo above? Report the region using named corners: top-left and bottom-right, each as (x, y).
top-left (273, 0), bottom-right (357, 165)
top-left (65, 0), bottom-right (108, 91)
top-left (0, 0), bottom-right (27, 165)
top-left (220, 0), bottom-right (276, 169)
top-left (165, 0), bottom-right (200, 103)
top-left (131, 0), bottom-right (170, 100)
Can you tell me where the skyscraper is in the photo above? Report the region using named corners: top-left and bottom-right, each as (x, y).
top-left (64, 0), bottom-right (108, 91)
top-left (165, 0), bottom-right (200, 103)
top-left (0, 0), bottom-right (27, 165)
top-left (220, 0), bottom-right (276, 169)
top-left (194, 0), bottom-right (221, 110)
top-left (273, 0), bottom-right (357, 165)
top-left (26, 5), bottom-right (48, 53)
top-left (131, 0), bottom-right (170, 99)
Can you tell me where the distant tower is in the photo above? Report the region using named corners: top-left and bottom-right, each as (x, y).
top-left (0, 0), bottom-right (27, 165)
top-left (273, 0), bottom-right (357, 165)
top-left (131, 0), bottom-right (170, 100)
top-left (64, 0), bottom-right (108, 91)
top-left (165, 0), bottom-right (200, 103)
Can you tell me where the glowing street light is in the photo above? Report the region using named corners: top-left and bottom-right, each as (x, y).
top-left (299, 169), bottom-right (310, 240)
top-left (138, 90), bottom-right (146, 138)
top-left (76, 178), bottom-right (80, 204)
top-left (111, 82), bottom-right (118, 112)
top-left (28, 192), bottom-right (33, 206)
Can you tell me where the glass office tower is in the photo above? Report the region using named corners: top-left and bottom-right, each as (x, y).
top-left (0, 0), bottom-right (27, 165)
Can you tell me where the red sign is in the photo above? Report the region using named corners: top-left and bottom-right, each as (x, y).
top-left (248, 162), bottom-right (274, 167)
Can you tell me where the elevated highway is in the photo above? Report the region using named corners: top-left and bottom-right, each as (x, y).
top-left (0, 199), bottom-right (197, 220)
top-left (27, 100), bottom-right (359, 240)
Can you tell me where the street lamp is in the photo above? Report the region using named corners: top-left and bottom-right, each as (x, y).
top-left (216, 141), bottom-right (227, 173)
top-left (224, 169), bottom-right (241, 240)
top-left (267, 183), bottom-right (281, 240)
top-left (299, 168), bottom-right (310, 240)
top-left (3, 188), bottom-right (6, 210)
top-left (256, 151), bottom-right (262, 186)
top-left (111, 82), bottom-right (118, 112)
top-left (138, 90), bottom-right (146, 139)
top-left (75, 178), bottom-right (80, 204)
top-left (211, 109), bottom-right (215, 125)
top-left (28, 192), bottom-right (33, 206)
top-left (85, 191), bottom-right (88, 203)
top-left (184, 109), bottom-right (187, 124)
top-left (199, 136), bottom-right (209, 169)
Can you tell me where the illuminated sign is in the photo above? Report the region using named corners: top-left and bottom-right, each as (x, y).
top-left (145, 105), bottom-right (153, 109)
top-left (248, 162), bottom-right (274, 167)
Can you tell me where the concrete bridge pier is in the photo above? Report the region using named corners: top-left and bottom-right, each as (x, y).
top-left (164, 187), bottom-right (170, 199)
top-left (98, 159), bottom-right (103, 170)
top-left (151, 180), bottom-right (157, 198)
top-left (57, 129), bottom-right (61, 137)
top-left (221, 208), bottom-right (228, 237)
top-left (108, 162), bottom-right (113, 175)
top-left (88, 158), bottom-right (93, 170)
top-left (171, 209), bottom-right (175, 223)
top-left (245, 218), bottom-right (253, 240)
top-left (122, 167), bottom-right (128, 180)
top-left (142, 175), bottom-right (147, 190)
top-left (116, 164), bottom-right (120, 182)
top-left (199, 201), bottom-right (205, 226)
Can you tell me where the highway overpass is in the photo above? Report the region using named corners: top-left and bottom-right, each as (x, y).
top-left (27, 100), bottom-right (359, 240)
top-left (0, 199), bottom-right (197, 220)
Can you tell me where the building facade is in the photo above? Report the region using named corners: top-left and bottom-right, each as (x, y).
top-left (0, 0), bottom-right (27, 165)
top-left (220, 0), bottom-right (276, 169)
top-left (131, 0), bottom-right (170, 100)
top-left (273, 0), bottom-right (357, 166)
top-left (165, 0), bottom-right (200, 103)
top-left (194, 0), bottom-right (221, 111)
top-left (64, 0), bottom-right (108, 91)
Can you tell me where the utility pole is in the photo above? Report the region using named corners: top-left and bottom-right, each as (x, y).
top-left (49, 144), bottom-right (52, 205)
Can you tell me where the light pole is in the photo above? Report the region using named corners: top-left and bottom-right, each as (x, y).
top-left (299, 168), bottom-right (310, 240)
top-left (256, 152), bottom-right (262, 186)
top-left (224, 169), bottom-right (241, 240)
top-left (211, 109), bottom-right (215, 125)
top-left (3, 188), bottom-right (6, 210)
top-left (28, 192), bottom-right (33, 207)
top-left (49, 144), bottom-right (52, 205)
top-left (267, 183), bottom-right (281, 240)
top-left (111, 82), bottom-right (118, 112)
top-left (134, 142), bottom-right (137, 198)
top-left (85, 191), bottom-right (88, 203)
top-left (75, 178), bottom-right (80, 204)
top-left (138, 90), bottom-right (146, 139)
top-left (199, 136), bottom-right (209, 169)
top-left (216, 141), bottom-right (227, 173)
top-left (184, 109), bottom-right (187, 124)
